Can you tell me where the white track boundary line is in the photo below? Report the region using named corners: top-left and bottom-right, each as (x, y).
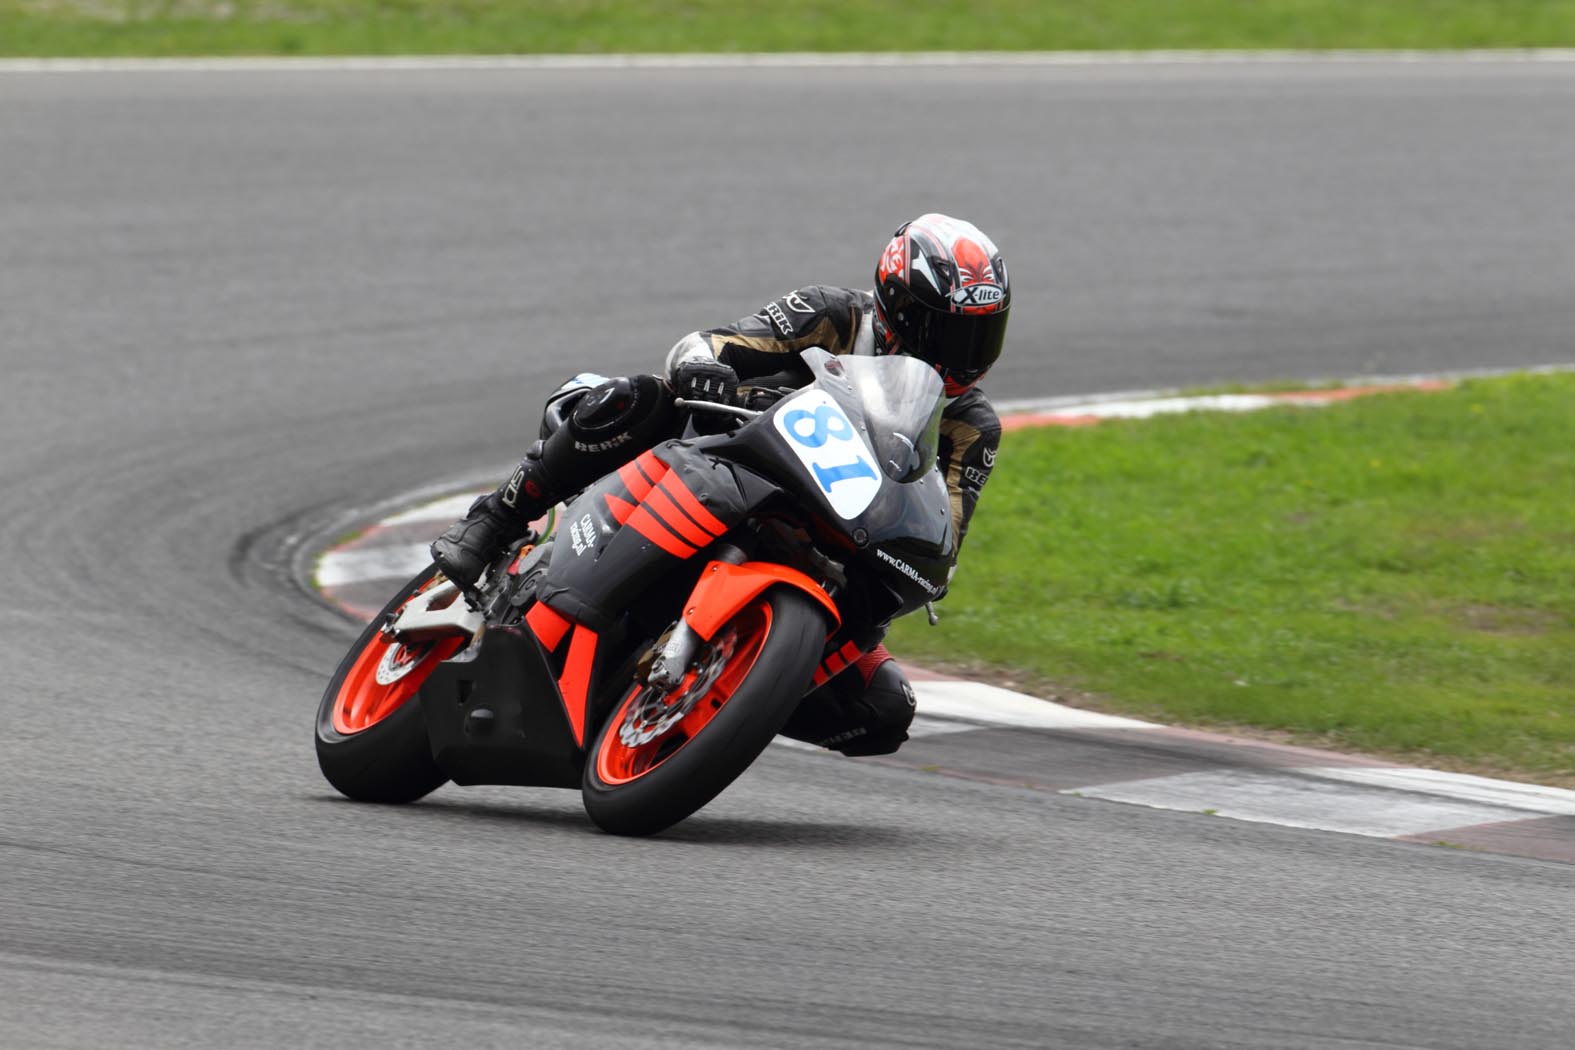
top-left (1065, 769), bottom-right (1575, 838)
top-left (7, 50), bottom-right (1575, 74)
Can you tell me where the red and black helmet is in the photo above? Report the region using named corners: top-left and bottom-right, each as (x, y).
top-left (872, 213), bottom-right (1011, 395)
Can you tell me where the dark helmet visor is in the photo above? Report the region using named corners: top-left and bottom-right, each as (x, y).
top-left (904, 301), bottom-right (1010, 387)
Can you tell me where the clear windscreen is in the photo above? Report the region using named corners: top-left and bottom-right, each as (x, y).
top-left (805, 349), bottom-right (945, 483)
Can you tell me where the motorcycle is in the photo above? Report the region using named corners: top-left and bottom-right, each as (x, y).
top-left (315, 348), bottom-right (954, 835)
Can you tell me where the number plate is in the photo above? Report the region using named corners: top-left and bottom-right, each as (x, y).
top-left (771, 390), bottom-right (883, 519)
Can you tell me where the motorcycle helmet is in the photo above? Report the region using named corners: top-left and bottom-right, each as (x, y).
top-left (872, 213), bottom-right (1011, 396)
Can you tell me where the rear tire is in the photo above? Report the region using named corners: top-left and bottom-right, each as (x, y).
top-left (315, 566), bottom-right (462, 804)
top-left (581, 588), bottom-right (827, 836)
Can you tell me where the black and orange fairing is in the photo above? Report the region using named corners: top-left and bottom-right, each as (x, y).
top-left (534, 441), bottom-right (760, 632)
top-left (416, 624), bottom-right (584, 788)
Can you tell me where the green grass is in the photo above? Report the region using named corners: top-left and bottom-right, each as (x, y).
top-left (4, 1), bottom-right (1575, 57)
top-left (889, 372), bottom-right (1575, 785)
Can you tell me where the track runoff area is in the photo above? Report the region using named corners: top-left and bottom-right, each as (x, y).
top-left (311, 370), bottom-right (1575, 864)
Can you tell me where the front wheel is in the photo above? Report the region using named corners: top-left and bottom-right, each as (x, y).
top-left (315, 566), bottom-right (465, 804)
top-left (582, 588), bottom-right (827, 836)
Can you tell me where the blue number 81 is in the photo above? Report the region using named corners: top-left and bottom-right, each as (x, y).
top-left (782, 405), bottom-right (855, 448)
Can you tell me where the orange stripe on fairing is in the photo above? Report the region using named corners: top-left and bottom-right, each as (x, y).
top-left (627, 506), bottom-right (698, 558)
top-left (635, 450), bottom-right (668, 485)
top-left (658, 472), bottom-right (727, 536)
top-left (525, 601), bottom-right (572, 652)
top-left (604, 492), bottom-right (637, 525)
top-left (617, 462), bottom-right (656, 501)
top-left (556, 625), bottom-right (598, 747)
top-left (643, 487), bottom-right (715, 548)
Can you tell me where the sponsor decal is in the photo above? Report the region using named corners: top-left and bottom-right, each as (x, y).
top-left (785, 292), bottom-right (815, 314)
top-left (765, 301), bottom-right (795, 336)
top-left (569, 513), bottom-right (597, 557)
top-left (874, 547), bottom-right (942, 598)
top-left (501, 465), bottom-right (525, 508)
top-left (574, 433), bottom-right (631, 454)
top-left (982, 447), bottom-right (996, 469)
top-left (964, 466), bottom-right (990, 487)
top-left (950, 283), bottom-right (1004, 309)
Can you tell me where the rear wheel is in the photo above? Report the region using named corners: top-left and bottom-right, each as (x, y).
top-left (315, 567), bottom-right (466, 804)
top-left (582, 588), bottom-right (827, 836)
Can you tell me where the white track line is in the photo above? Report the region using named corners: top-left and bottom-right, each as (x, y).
top-left (1066, 768), bottom-right (1575, 838)
top-left (6, 50), bottom-right (1575, 75)
top-left (316, 543), bottom-right (435, 589)
top-left (913, 680), bottom-right (1154, 731)
top-left (1310, 767), bottom-right (1575, 816)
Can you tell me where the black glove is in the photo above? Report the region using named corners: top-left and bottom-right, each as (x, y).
top-left (672, 358), bottom-right (740, 406)
top-left (740, 384), bottom-right (796, 411)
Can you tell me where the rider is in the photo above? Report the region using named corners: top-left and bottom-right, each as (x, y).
top-left (432, 213), bottom-right (1009, 756)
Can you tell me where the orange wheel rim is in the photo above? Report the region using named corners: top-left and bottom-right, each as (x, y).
top-left (594, 601), bottom-right (773, 786)
top-left (331, 580), bottom-right (466, 735)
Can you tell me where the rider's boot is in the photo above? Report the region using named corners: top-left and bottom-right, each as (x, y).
top-left (431, 448), bottom-right (557, 588)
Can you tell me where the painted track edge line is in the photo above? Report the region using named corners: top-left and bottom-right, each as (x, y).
top-left (7, 50), bottom-right (1575, 74)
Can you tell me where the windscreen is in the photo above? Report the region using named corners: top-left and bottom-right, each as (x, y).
top-left (805, 350), bottom-right (945, 483)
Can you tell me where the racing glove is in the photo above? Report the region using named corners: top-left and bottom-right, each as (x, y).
top-left (672, 358), bottom-right (740, 406)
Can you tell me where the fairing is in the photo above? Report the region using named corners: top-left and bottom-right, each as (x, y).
top-left (810, 350), bottom-right (945, 483)
top-left (536, 445), bottom-right (757, 631)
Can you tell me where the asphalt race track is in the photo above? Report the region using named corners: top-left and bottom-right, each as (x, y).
top-left (2, 59), bottom-right (1572, 1048)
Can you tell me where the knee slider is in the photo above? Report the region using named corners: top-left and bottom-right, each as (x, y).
top-left (823, 657), bottom-right (915, 756)
top-left (855, 658), bottom-right (918, 738)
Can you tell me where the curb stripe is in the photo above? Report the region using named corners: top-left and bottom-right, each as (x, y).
top-left (999, 380), bottom-right (1454, 431)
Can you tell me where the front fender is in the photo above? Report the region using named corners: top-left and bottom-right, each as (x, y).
top-left (682, 561), bottom-right (840, 640)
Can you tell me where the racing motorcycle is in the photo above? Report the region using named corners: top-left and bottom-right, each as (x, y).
top-left (315, 349), bottom-right (954, 836)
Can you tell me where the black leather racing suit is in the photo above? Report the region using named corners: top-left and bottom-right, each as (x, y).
top-left (658, 285), bottom-right (1003, 755)
top-left (665, 285), bottom-right (1002, 557)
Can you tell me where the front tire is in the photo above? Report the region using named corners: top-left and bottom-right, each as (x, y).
top-left (582, 588), bottom-right (828, 836)
top-left (315, 566), bottom-right (464, 804)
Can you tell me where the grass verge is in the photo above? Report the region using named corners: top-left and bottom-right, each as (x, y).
top-left (889, 372), bottom-right (1575, 786)
top-left (3, 1), bottom-right (1575, 57)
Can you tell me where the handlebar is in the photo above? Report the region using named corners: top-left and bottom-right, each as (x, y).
top-left (673, 398), bottom-right (762, 421)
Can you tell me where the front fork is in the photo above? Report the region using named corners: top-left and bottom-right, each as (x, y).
top-left (647, 543), bottom-right (749, 689)
top-left (647, 544), bottom-right (843, 690)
